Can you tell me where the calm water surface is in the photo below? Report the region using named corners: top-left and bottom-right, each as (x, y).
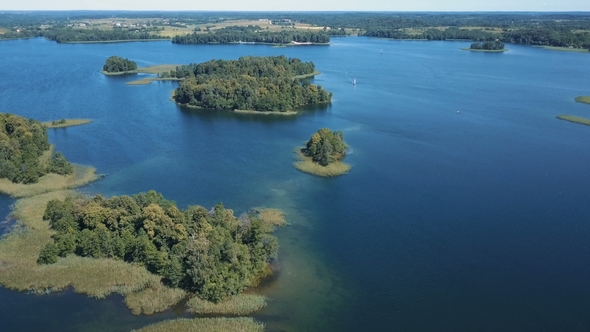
top-left (1, 37), bottom-right (590, 331)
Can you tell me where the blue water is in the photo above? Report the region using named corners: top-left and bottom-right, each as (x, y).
top-left (1, 37), bottom-right (590, 331)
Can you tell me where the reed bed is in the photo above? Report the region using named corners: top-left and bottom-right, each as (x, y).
top-left (133, 317), bottom-right (264, 332)
top-left (43, 119), bottom-right (93, 128)
top-left (556, 115), bottom-right (590, 126)
top-left (294, 149), bottom-right (351, 177)
top-left (255, 208), bottom-right (287, 227)
top-left (125, 283), bottom-right (187, 315)
top-left (0, 164), bottom-right (99, 198)
top-left (186, 294), bottom-right (267, 315)
top-left (574, 96), bottom-right (590, 104)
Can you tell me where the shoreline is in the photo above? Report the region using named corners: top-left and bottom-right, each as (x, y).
top-left (556, 115), bottom-right (590, 126)
top-left (293, 149), bottom-right (351, 177)
top-left (534, 45), bottom-right (590, 53)
top-left (60, 39), bottom-right (170, 44)
top-left (43, 119), bottom-right (93, 128)
top-left (460, 47), bottom-right (507, 53)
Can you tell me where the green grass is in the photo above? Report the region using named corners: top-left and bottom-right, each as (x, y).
top-left (556, 115), bottom-right (590, 126)
top-left (186, 294), bottom-right (267, 315)
top-left (460, 48), bottom-right (507, 52)
top-left (293, 149), bottom-right (351, 177)
top-left (0, 164), bottom-right (99, 198)
top-left (132, 317), bottom-right (264, 332)
top-left (293, 70), bottom-right (321, 80)
top-left (43, 119), bottom-right (92, 128)
top-left (536, 46), bottom-right (590, 53)
top-left (574, 96), bottom-right (590, 105)
top-left (124, 282), bottom-right (187, 315)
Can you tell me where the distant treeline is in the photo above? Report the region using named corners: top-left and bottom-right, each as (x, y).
top-left (170, 56), bottom-right (332, 112)
top-left (172, 25), bottom-right (330, 44)
top-left (39, 191), bottom-right (279, 303)
top-left (43, 28), bottom-right (168, 43)
top-left (0, 113), bottom-right (73, 184)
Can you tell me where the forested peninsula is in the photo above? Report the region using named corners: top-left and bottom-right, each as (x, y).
top-left (171, 56), bottom-right (332, 113)
top-left (172, 25), bottom-right (330, 45)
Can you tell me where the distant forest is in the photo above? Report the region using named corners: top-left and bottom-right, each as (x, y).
top-left (172, 25), bottom-right (330, 44)
top-left (1, 12), bottom-right (590, 49)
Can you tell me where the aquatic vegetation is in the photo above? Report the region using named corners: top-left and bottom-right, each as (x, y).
top-left (574, 96), bottom-right (590, 104)
top-left (294, 149), bottom-right (351, 177)
top-left (132, 317), bottom-right (264, 332)
top-left (124, 282), bottom-right (187, 315)
top-left (186, 294), bottom-right (267, 315)
top-left (556, 114), bottom-right (590, 126)
top-left (43, 119), bottom-right (93, 129)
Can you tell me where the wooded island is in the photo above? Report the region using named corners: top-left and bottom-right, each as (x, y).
top-left (295, 128), bottom-right (351, 177)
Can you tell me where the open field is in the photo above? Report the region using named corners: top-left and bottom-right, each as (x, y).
top-left (43, 119), bottom-right (92, 128)
top-left (556, 115), bottom-right (590, 126)
top-left (133, 317), bottom-right (264, 332)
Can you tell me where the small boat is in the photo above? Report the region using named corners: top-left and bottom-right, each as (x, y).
top-left (353, 78), bottom-right (356, 85)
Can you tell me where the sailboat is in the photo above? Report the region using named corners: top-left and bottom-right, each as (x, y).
top-left (353, 78), bottom-right (356, 86)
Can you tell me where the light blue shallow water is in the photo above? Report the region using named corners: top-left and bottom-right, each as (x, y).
top-left (1, 37), bottom-right (590, 331)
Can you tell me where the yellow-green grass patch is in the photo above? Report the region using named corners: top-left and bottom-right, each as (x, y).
top-left (133, 317), bottom-right (264, 332)
top-left (293, 70), bottom-right (320, 80)
top-left (126, 78), bottom-right (156, 85)
top-left (0, 164), bottom-right (98, 198)
top-left (556, 115), bottom-right (590, 126)
top-left (43, 119), bottom-right (93, 128)
top-left (137, 64), bottom-right (181, 74)
top-left (460, 48), bottom-right (507, 52)
top-left (294, 149), bottom-right (350, 177)
top-left (124, 282), bottom-right (187, 315)
top-left (186, 294), bottom-right (267, 315)
top-left (575, 96), bottom-right (590, 104)
top-left (536, 46), bottom-right (590, 53)
top-left (254, 208), bottom-right (287, 227)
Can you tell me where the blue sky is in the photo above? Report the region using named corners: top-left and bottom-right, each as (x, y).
top-left (2, 0), bottom-right (589, 11)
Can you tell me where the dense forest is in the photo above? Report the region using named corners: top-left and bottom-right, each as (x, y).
top-left (43, 28), bottom-right (168, 43)
top-left (171, 56), bottom-right (333, 112)
top-left (172, 25), bottom-right (330, 44)
top-left (103, 56), bottom-right (138, 73)
top-left (470, 40), bottom-right (505, 50)
top-left (38, 191), bottom-right (279, 302)
top-left (303, 128), bottom-right (347, 166)
top-left (0, 113), bottom-right (73, 184)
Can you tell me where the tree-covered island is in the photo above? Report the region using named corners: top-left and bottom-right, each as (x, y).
top-left (294, 128), bottom-right (351, 177)
top-left (102, 56), bottom-right (138, 74)
top-left (463, 40), bottom-right (507, 52)
top-left (172, 25), bottom-right (330, 45)
top-left (172, 56), bottom-right (332, 113)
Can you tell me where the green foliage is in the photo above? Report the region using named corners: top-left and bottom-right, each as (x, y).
top-left (39, 191), bottom-right (279, 303)
top-left (103, 56), bottom-right (138, 73)
top-left (173, 25), bottom-right (330, 44)
top-left (43, 28), bottom-right (168, 43)
top-left (0, 113), bottom-right (72, 184)
top-left (172, 56), bottom-right (332, 112)
top-left (303, 128), bottom-right (347, 166)
top-left (470, 41), bottom-right (505, 50)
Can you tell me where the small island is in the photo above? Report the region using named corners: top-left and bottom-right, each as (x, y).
top-left (556, 114), bottom-right (590, 126)
top-left (575, 96), bottom-right (590, 105)
top-left (462, 40), bottom-right (507, 52)
top-left (43, 118), bottom-right (93, 128)
top-left (172, 56), bottom-right (332, 113)
top-left (294, 128), bottom-right (351, 177)
top-left (102, 55), bottom-right (138, 74)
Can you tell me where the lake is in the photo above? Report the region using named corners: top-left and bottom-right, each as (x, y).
top-left (1, 37), bottom-right (590, 331)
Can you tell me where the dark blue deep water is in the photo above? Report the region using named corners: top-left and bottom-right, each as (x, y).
top-left (1, 37), bottom-right (590, 331)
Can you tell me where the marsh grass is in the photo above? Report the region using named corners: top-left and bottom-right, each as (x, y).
top-left (574, 96), bottom-right (590, 104)
top-left (186, 294), bottom-right (267, 315)
top-left (0, 164), bottom-right (99, 198)
top-left (0, 190), bottom-right (185, 315)
top-left (125, 282), bottom-right (187, 315)
top-left (43, 119), bottom-right (92, 128)
top-left (254, 208), bottom-right (287, 227)
top-left (132, 317), bottom-right (264, 332)
top-left (556, 115), bottom-right (590, 126)
top-left (460, 48), bottom-right (507, 52)
top-left (537, 46), bottom-right (590, 53)
top-left (293, 149), bottom-right (351, 177)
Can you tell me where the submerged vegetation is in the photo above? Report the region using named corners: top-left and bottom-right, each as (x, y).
top-left (38, 190), bottom-right (280, 303)
top-left (0, 113), bottom-right (74, 184)
top-left (556, 115), bottom-right (590, 126)
top-left (172, 25), bottom-right (330, 45)
top-left (294, 128), bottom-right (351, 177)
top-left (102, 56), bottom-right (138, 73)
top-left (172, 56), bottom-right (332, 112)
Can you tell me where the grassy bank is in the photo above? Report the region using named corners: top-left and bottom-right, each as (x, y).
top-left (43, 119), bottom-right (92, 128)
top-left (126, 77), bottom-right (183, 85)
top-left (0, 190), bottom-right (187, 315)
top-left (575, 96), bottom-right (590, 104)
top-left (103, 64), bottom-right (181, 76)
top-left (536, 46), bottom-right (590, 53)
top-left (187, 294), bottom-right (267, 315)
top-left (460, 48), bottom-right (507, 52)
top-left (133, 317), bottom-right (264, 332)
top-left (0, 164), bottom-right (98, 198)
top-left (293, 149), bottom-right (351, 177)
top-left (293, 70), bottom-right (321, 80)
top-left (556, 115), bottom-right (590, 126)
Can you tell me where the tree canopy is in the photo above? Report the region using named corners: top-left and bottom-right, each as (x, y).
top-left (103, 56), bottom-right (138, 73)
top-left (171, 56), bottom-right (332, 112)
top-left (303, 128), bottom-right (347, 166)
top-left (172, 25), bottom-right (330, 45)
top-left (38, 191), bottom-right (280, 303)
top-left (0, 113), bottom-right (73, 184)
top-left (470, 41), bottom-right (505, 50)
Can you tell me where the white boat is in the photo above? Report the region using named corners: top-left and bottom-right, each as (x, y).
top-left (353, 78), bottom-right (356, 85)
